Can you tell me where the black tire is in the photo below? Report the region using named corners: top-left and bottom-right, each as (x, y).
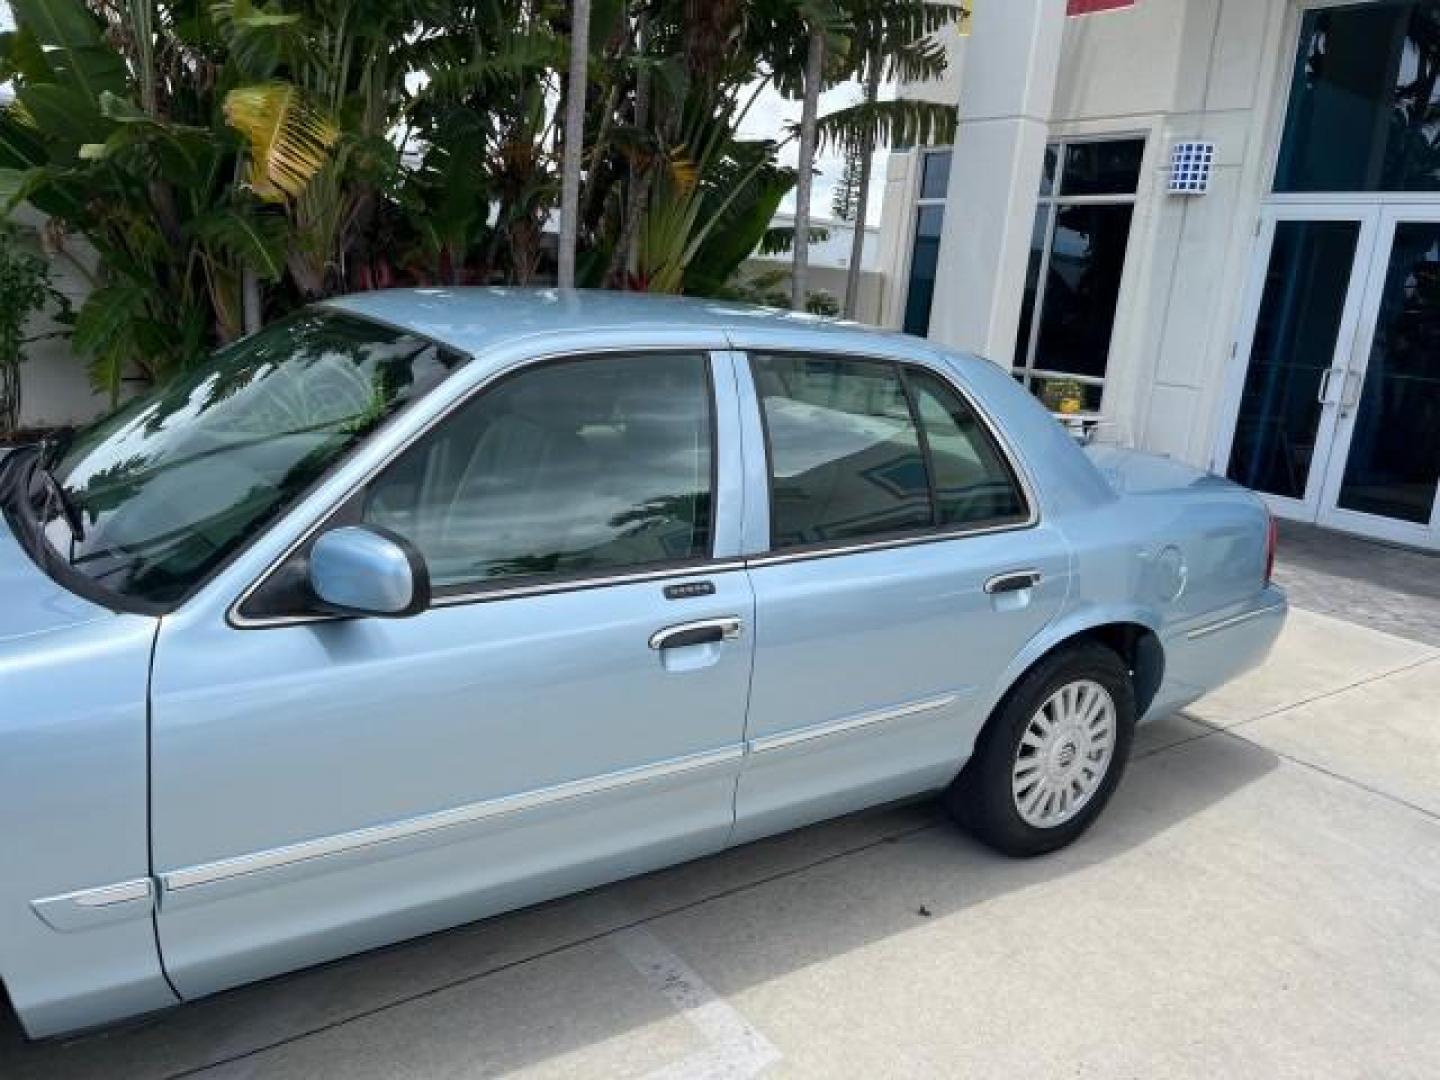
top-left (945, 641), bottom-right (1135, 858)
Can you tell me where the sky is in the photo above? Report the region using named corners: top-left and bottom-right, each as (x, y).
top-left (738, 80), bottom-right (891, 226)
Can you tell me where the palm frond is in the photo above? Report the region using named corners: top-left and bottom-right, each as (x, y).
top-left (813, 98), bottom-right (957, 155)
top-left (224, 82), bottom-right (340, 203)
top-left (410, 33), bottom-right (566, 107)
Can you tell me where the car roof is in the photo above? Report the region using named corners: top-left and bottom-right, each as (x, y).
top-left (321, 287), bottom-right (948, 364)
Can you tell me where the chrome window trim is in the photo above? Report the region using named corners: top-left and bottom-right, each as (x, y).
top-left (159, 744), bottom-right (745, 894)
top-left (1185, 601), bottom-right (1287, 641)
top-left (430, 563), bottom-right (748, 609)
top-left (227, 344), bottom-right (733, 630)
top-left (740, 350), bottom-right (1041, 568)
top-left (748, 692), bottom-right (963, 754)
top-left (233, 561), bottom-right (750, 629)
top-left (744, 520), bottom-right (1036, 569)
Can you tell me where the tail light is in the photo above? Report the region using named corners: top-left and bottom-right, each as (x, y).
top-left (1264, 509), bottom-right (1278, 586)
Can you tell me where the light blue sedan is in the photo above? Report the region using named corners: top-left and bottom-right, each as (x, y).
top-left (0, 290), bottom-right (1285, 1038)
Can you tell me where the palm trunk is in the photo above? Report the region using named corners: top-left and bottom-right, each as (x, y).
top-left (242, 269), bottom-right (262, 335)
top-left (557, 0), bottom-right (592, 289)
top-left (791, 30), bottom-right (825, 312)
top-left (842, 60), bottom-right (881, 320)
top-left (128, 0), bottom-right (158, 116)
top-left (614, 13), bottom-right (652, 287)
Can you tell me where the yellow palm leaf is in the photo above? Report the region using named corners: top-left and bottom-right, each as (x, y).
top-left (223, 82), bottom-right (339, 203)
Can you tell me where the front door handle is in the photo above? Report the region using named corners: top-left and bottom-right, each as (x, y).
top-left (649, 617), bottom-right (744, 651)
top-left (985, 570), bottom-right (1043, 595)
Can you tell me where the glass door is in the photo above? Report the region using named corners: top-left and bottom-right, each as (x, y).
top-left (1316, 207), bottom-right (1440, 547)
top-left (1218, 207), bottom-right (1381, 523)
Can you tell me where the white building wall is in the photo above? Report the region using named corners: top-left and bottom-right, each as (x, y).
top-left (743, 214), bottom-right (887, 323)
top-left (875, 151), bottom-right (920, 329)
top-left (1062, 0), bottom-right (1298, 466)
top-left (879, 0), bottom-right (1312, 470)
top-left (930, 0), bottom-right (1069, 363)
top-left (8, 209), bottom-right (109, 433)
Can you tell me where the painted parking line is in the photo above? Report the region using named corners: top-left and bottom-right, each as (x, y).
top-left (612, 926), bottom-right (780, 1079)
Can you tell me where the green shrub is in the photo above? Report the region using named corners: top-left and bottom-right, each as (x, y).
top-left (0, 224), bottom-right (67, 435)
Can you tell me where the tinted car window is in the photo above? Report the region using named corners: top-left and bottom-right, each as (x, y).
top-left (906, 368), bottom-right (1029, 527)
top-left (753, 354), bottom-right (931, 548)
top-left (364, 353), bottom-right (713, 588)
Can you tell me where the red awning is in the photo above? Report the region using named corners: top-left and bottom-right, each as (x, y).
top-left (1068, 0), bottom-right (1134, 14)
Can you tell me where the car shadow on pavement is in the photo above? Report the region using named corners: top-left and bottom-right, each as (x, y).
top-left (0, 714), bottom-right (1276, 1080)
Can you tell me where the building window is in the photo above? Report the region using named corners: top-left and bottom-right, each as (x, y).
top-left (1014, 138), bottom-right (1145, 414)
top-left (903, 150), bottom-right (952, 336)
top-left (1277, 1), bottom-right (1440, 194)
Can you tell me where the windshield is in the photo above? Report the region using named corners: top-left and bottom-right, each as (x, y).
top-left (24, 309), bottom-right (465, 607)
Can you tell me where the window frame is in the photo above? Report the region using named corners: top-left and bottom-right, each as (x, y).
top-left (1270, 0), bottom-right (1440, 198)
top-left (901, 148), bottom-right (955, 337)
top-left (1014, 134), bottom-right (1147, 410)
top-left (231, 347), bottom-right (732, 628)
top-left (745, 351), bottom-right (1038, 567)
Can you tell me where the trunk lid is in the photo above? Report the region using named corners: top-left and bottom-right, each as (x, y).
top-left (1084, 445), bottom-right (1238, 496)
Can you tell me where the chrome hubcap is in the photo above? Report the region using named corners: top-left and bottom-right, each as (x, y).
top-left (1011, 679), bottom-right (1116, 828)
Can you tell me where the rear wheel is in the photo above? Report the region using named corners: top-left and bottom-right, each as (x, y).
top-left (946, 642), bottom-right (1135, 857)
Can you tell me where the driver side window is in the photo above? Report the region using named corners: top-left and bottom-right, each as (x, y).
top-left (362, 352), bottom-right (714, 591)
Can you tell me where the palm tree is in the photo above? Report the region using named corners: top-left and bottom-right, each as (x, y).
top-left (820, 1), bottom-right (967, 317)
top-left (841, 56), bottom-right (881, 318)
top-left (790, 28), bottom-right (826, 311)
top-left (558, 0), bottom-right (593, 289)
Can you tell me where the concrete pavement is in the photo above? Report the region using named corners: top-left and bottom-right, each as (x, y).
top-left (4, 609), bottom-right (1439, 1078)
top-left (1273, 520), bottom-right (1440, 647)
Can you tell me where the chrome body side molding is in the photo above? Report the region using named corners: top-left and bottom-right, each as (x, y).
top-left (155, 693), bottom-right (969, 904)
top-left (747, 693), bottom-right (965, 755)
top-left (159, 745), bottom-right (744, 896)
top-left (1186, 602), bottom-right (1287, 641)
top-left (32, 879), bottom-right (155, 933)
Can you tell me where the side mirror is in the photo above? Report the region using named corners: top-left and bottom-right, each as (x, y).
top-left (308, 526), bottom-right (430, 618)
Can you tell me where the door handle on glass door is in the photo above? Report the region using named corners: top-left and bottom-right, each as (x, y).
top-left (1317, 368), bottom-right (1342, 405)
top-left (649, 617), bottom-right (744, 651)
top-left (1339, 369), bottom-right (1363, 417)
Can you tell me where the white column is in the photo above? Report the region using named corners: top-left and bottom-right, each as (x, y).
top-left (929, 0), bottom-right (1067, 362)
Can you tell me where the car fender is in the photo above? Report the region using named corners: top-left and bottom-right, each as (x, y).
top-left (0, 613), bottom-right (177, 1038)
top-left (967, 599), bottom-right (1166, 758)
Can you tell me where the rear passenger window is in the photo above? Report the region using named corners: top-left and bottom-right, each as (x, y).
top-left (363, 353), bottom-right (713, 589)
top-left (905, 368), bottom-right (1029, 528)
top-left (752, 354), bottom-right (1029, 552)
top-left (753, 354), bottom-right (931, 548)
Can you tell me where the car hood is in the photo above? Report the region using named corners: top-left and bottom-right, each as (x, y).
top-left (0, 510), bottom-right (115, 645)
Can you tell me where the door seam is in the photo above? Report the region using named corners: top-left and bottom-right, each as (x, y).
top-left (145, 616), bottom-right (183, 1002)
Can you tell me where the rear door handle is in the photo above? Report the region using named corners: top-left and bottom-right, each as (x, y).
top-left (649, 617), bottom-right (744, 651)
top-left (985, 570), bottom-right (1043, 595)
